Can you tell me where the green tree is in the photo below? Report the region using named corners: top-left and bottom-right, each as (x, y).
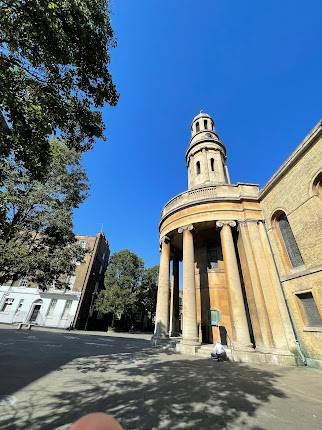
top-left (0, 0), bottom-right (118, 178)
top-left (0, 139), bottom-right (89, 288)
top-left (95, 249), bottom-right (144, 328)
top-left (138, 265), bottom-right (159, 324)
top-left (95, 284), bottom-right (137, 329)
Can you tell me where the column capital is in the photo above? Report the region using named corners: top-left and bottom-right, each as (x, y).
top-left (178, 224), bottom-right (194, 234)
top-left (216, 220), bottom-right (236, 229)
top-left (160, 235), bottom-right (170, 245)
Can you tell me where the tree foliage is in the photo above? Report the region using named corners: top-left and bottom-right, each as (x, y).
top-left (138, 265), bottom-right (159, 318)
top-left (0, 139), bottom-right (89, 288)
top-left (0, 0), bottom-right (118, 178)
top-left (95, 249), bottom-right (145, 322)
top-left (95, 250), bottom-right (159, 330)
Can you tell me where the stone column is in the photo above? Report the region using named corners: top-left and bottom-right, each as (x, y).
top-left (257, 221), bottom-right (294, 350)
top-left (178, 224), bottom-right (199, 345)
top-left (169, 257), bottom-right (180, 336)
top-left (216, 221), bottom-right (251, 347)
top-left (154, 236), bottom-right (170, 338)
top-left (239, 221), bottom-right (274, 349)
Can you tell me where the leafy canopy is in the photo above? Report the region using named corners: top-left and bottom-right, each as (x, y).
top-left (138, 265), bottom-right (159, 316)
top-left (0, 139), bottom-right (89, 288)
top-left (95, 249), bottom-right (144, 317)
top-left (0, 0), bottom-right (118, 177)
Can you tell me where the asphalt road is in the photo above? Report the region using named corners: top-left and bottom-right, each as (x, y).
top-left (0, 326), bottom-right (321, 430)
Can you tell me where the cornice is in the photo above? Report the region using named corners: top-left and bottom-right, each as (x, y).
top-left (186, 138), bottom-right (226, 162)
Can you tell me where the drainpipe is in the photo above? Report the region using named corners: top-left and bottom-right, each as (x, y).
top-left (262, 221), bottom-right (307, 366)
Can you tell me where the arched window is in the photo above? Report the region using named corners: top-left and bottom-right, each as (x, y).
top-left (204, 120), bottom-right (208, 129)
top-left (196, 122), bottom-right (200, 132)
top-left (210, 158), bottom-right (215, 172)
top-left (313, 172), bottom-right (322, 201)
top-left (196, 161), bottom-right (201, 175)
top-left (275, 212), bottom-right (304, 268)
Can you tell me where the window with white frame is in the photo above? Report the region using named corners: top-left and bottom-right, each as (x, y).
top-left (15, 299), bottom-right (24, 313)
top-left (79, 240), bottom-right (87, 250)
top-left (67, 275), bottom-right (76, 290)
top-left (62, 300), bottom-right (72, 318)
top-left (1, 298), bottom-right (14, 312)
top-left (47, 299), bottom-right (58, 316)
top-left (19, 278), bottom-right (28, 288)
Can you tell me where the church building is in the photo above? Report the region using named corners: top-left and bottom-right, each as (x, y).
top-left (154, 112), bottom-right (322, 368)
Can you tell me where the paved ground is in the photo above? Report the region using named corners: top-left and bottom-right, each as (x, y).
top-left (0, 327), bottom-right (322, 430)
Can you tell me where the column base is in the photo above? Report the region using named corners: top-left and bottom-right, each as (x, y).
top-left (229, 340), bottom-right (254, 351)
top-left (176, 342), bottom-right (199, 355)
top-left (169, 331), bottom-right (181, 338)
top-left (182, 337), bottom-right (200, 346)
top-left (153, 321), bottom-right (170, 340)
top-left (151, 333), bottom-right (169, 343)
top-left (176, 337), bottom-right (201, 355)
top-left (151, 335), bottom-right (179, 350)
top-left (183, 343), bottom-right (299, 366)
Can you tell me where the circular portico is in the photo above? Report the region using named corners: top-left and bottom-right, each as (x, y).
top-left (155, 181), bottom-right (263, 348)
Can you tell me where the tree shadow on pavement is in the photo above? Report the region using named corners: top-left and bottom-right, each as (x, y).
top-left (1, 346), bottom-right (287, 430)
top-left (0, 328), bottom-right (151, 396)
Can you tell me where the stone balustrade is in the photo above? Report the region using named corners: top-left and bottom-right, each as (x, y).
top-left (161, 183), bottom-right (259, 219)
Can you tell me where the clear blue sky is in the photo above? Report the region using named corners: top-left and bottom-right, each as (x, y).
top-left (74, 0), bottom-right (322, 267)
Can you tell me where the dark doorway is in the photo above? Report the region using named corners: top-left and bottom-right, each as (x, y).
top-left (29, 305), bottom-right (41, 322)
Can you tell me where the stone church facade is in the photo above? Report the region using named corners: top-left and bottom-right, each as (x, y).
top-left (154, 112), bottom-right (322, 368)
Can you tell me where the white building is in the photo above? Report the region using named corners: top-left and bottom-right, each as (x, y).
top-left (0, 284), bottom-right (79, 329)
top-left (0, 233), bottom-right (109, 330)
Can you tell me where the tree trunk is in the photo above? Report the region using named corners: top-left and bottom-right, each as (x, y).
top-left (111, 314), bottom-right (115, 330)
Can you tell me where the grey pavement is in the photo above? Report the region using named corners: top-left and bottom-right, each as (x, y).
top-left (0, 327), bottom-right (321, 430)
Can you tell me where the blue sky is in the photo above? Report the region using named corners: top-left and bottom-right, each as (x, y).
top-left (74, 0), bottom-right (322, 267)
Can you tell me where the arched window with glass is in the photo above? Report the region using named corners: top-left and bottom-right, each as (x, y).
top-left (274, 212), bottom-right (304, 268)
top-left (312, 172), bottom-right (322, 201)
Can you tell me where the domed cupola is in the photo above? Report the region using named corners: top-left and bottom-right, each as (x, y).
top-left (186, 112), bottom-right (230, 189)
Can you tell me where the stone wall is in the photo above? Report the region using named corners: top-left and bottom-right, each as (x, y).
top-left (260, 123), bottom-right (322, 368)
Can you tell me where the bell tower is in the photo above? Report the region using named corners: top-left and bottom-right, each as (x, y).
top-left (186, 112), bottom-right (230, 189)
